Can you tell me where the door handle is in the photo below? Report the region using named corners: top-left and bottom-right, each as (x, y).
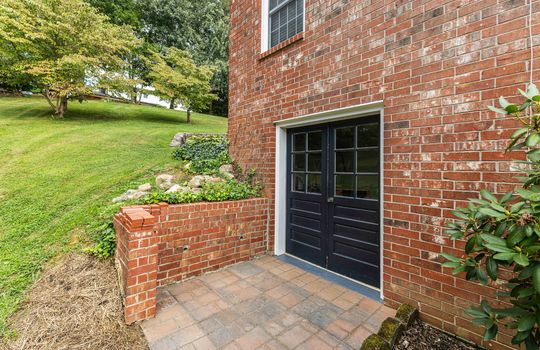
top-left (327, 197), bottom-right (334, 203)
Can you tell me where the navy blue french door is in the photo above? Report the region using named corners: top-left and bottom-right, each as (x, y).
top-left (286, 116), bottom-right (381, 288)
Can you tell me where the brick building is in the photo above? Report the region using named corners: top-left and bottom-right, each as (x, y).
top-left (228, 0), bottom-right (539, 348)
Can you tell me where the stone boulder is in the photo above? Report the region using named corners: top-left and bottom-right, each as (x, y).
top-left (112, 190), bottom-right (149, 203)
top-left (156, 174), bottom-right (174, 190)
top-left (165, 184), bottom-right (190, 194)
top-left (169, 133), bottom-right (189, 147)
top-left (138, 183), bottom-right (152, 192)
top-left (188, 175), bottom-right (223, 188)
top-left (219, 164), bottom-right (235, 179)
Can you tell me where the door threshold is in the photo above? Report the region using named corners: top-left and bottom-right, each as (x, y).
top-left (278, 254), bottom-right (382, 302)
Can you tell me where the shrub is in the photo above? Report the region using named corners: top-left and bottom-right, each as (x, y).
top-left (142, 179), bottom-right (261, 205)
top-left (443, 84), bottom-right (540, 349)
top-left (173, 135), bottom-right (231, 174)
top-left (85, 223), bottom-right (116, 259)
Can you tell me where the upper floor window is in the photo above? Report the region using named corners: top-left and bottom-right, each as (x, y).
top-left (268, 0), bottom-right (304, 48)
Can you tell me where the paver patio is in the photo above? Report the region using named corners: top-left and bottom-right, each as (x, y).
top-left (141, 256), bottom-right (394, 349)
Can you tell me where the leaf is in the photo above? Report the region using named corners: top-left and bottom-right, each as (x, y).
top-left (486, 257), bottom-right (498, 280)
top-left (525, 133), bottom-right (540, 147)
top-left (526, 83), bottom-right (540, 98)
top-left (479, 207), bottom-right (506, 218)
top-left (493, 252), bottom-right (517, 261)
top-left (489, 202), bottom-right (506, 213)
top-left (477, 268), bottom-right (488, 285)
top-left (511, 201), bottom-right (526, 213)
top-left (532, 265), bottom-right (540, 293)
top-left (480, 189), bottom-right (497, 202)
top-left (499, 96), bottom-right (511, 108)
top-left (480, 234), bottom-right (507, 246)
top-left (527, 148), bottom-right (540, 162)
top-left (488, 105), bottom-right (508, 115)
top-left (511, 127), bottom-right (529, 139)
top-left (465, 307), bottom-right (488, 318)
top-left (517, 314), bottom-right (536, 332)
top-left (440, 253), bottom-right (461, 262)
top-left (513, 253), bottom-right (529, 267)
top-left (484, 243), bottom-right (513, 253)
top-left (483, 324), bottom-right (498, 341)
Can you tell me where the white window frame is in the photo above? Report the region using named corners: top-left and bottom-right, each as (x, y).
top-left (261, 0), bottom-right (306, 53)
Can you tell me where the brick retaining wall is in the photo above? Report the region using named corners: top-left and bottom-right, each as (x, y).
top-left (114, 198), bottom-right (270, 324)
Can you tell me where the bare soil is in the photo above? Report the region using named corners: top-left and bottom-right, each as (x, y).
top-left (395, 319), bottom-right (480, 350)
top-left (3, 253), bottom-right (147, 350)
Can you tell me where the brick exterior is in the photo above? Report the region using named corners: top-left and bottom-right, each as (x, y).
top-left (228, 0), bottom-right (540, 349)
top-left (114, 199), bottom-right (270, 324)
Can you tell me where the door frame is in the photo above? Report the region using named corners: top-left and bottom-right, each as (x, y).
top-left (274, 100), bottom-right (385, 299)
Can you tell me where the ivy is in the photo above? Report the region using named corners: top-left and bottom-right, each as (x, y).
top-left (172, 135), bottom-right (231, 174)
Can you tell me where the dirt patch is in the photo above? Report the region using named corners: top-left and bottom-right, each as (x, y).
top-left (3, 253), bottom-right (147, 350)
top-left (395, 319), bottom-right (479, 350)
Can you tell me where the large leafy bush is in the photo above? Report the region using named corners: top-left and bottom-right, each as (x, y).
top-left (443, 84), bottom-right (540, 349)
top-left (173, 135), bottom-right (231, 174)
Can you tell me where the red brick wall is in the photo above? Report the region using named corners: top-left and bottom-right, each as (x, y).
top-left (114, 199), bottom-right (270, 323)
top-left (228, 0), bottom-right (540, 349)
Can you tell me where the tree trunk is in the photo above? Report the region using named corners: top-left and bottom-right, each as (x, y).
top-left (54, 96), bottom-right (68, 118)
top-left (169, 99), bottom-right (175, 110)
top-left (186, 109), bottom-right (191, 124)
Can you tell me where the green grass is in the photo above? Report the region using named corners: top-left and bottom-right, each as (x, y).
top-left (0, 97), bottom-right (227, 335)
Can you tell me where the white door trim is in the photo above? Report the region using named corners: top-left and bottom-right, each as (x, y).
top-left (274, 100), bottom-right (385, 299)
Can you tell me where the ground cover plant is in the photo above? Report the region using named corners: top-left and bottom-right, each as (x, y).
top-left (443, 84), bottom-right (540, 349)
top-left (0, 96), bottom-right (226, 337)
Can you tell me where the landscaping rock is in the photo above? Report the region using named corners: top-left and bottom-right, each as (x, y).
top-left (112, 190), bottom-right (149, 203)
top-left (360, 334), bottom-right (391, 350)
top-left (188, 175), bottom-right (223, 188)
top-left (219, 164), bottom-right (235, 179)
top-left (395, 303), bottom-right (419, 328)
top-left (169, 133), bottom-right (189, 147)
top-left (138, 183), bottom-right (152, 192)
top-left (165, 184), bottom-right (190, 194)
top-left (188, 175), bottom-right (206, 188)
top-left (377, 317), bottom-right (404, 347)
top-left (156, 174), bottom-right (174, 190)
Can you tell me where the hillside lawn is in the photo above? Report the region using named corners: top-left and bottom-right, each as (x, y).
top-left (0, 97), bottom-right (227, 335)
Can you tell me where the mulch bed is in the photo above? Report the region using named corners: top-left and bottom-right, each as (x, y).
top-left (4, 253), bottom-right (147, 350)
top-left (395, 319), bottom-right (480, 350)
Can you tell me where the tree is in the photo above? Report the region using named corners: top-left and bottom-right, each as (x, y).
top-left (443, 84), bottom-right (540, 349)
top-left (0, 0), bottom-right (139, 117)
top-left (148, 48), bottom-right (217, 124)
top-left (137, 0), bottom-right (230, 116)
top-left (86, 0), bottom-right (141, 27)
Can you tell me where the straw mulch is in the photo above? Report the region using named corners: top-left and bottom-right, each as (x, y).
top-left (3, 253), bottom-right (147, 350)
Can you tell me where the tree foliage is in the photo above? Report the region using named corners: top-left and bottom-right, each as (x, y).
top-left (443, 84), bottom-right (540, 349)
top-left (148, 48), bottom-right (217, 123)
top-left (0, 0), bottom-right (139, 117)
top-left (137, 0), bottom-right (230, 116)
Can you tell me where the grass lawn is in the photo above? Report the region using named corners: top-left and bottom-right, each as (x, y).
top-left (0, 96), bottom-right (227, 335)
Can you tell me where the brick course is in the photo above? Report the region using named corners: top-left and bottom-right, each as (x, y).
top-left (114, 198), bottom-right (270, 324)
top-left (228, 0), bottom-right (540, 349)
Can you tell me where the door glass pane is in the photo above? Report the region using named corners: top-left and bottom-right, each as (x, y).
top-left (293, 173), bottom-right (305, 192)
top-left (357, 124), bottom-right (379, 148)
top-left (335, 151), bottom-right (354, 173)
top-left (335, 175), bottom-right (354, 197)
top-left (335, 126), bottom-right (355, 149)
top-left (308, 153), bottom-right (321, 172)
top-left (293, 133), bottom-right (306, 151)
top-left (356, 175), bottom-right (379, 199)
top-left (307, 174), bottom-right (321, 193)
top-left (293, 153), bottom-right (305, 171)
top-left (308, 131), bottom-right (322, 150)
top-left (357, 149), bottom-right (379, 173)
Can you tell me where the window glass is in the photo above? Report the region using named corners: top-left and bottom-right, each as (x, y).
top-left (356, 175), bottom-right (379, 199)
top-left (293, 133), bottom-right (306, 152)
top-left (293, 173), bottom-right (305, 192)
top-left (308, 131), bottom-right (322, 151)
top-left (335, 151), bottom-right (355, 173)
top-left (269, 0), bottom-right (303, 48)
top-left (293, 153), bottom-right (305, 171)
top-left (335, 126), bottom-right (355, 149)
top-left (357, 149), bottom-right (379, 173)
top-left (335, 175), bottom-right (355, 197)
top-left (357, 124), bottom-right (379, 148)
top-left (308, 153), bottom-right (321, 172)
top-left (307, 174), bottom-right (321, 193)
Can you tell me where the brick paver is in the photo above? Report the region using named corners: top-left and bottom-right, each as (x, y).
top-left (141, 256), bottom-right (393, 349)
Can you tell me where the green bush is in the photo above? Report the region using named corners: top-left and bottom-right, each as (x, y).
top-left (85, 223), bottom-right (116, 259)
top-left (143, 179), bottom-right (261, 205)
top-left (173, 136), bottom-right (231, 174)
top-left (443, 83), bottom-right (540, 349)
